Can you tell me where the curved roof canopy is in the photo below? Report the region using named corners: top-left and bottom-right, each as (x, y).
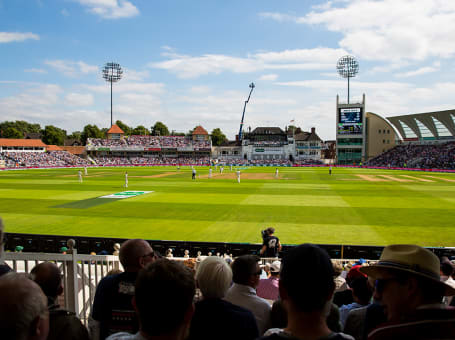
top-left (387, 109), bottom-right (455, 140)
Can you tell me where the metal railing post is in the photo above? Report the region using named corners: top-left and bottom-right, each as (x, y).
top-left (66, 239), bottom-right (79, 316)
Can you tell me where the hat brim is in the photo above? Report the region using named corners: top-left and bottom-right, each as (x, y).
top-left (360, 265), bottom-right (455, 296)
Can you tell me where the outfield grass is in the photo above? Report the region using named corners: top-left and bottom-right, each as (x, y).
top-left (1, 166), bottom-right (454, 247)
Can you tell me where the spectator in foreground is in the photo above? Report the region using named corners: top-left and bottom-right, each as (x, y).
top-left (225, 255), bottom-right (272, 335)
top-left (257, 260), bottom-right (280, 301)
top-left (30, 262), bottom-right (90, 340)
top-left (188, 256), bottom-right (258, 340)
top-left (259, 244), bottom-right (354, 340)
top-left (360, 244), bottom-right (455, 339)
top-left (90, 239), bottom-right (156, 339)
top-left (107, 258), bottom-right (195, 340)
top-left (0, 272), bottom-right (49, 340)
top-left (0, 217), bottom-right (12, 276)
top-left (440, 261), bottom-right (455, 305)
top-left (339, 276), bottom-right (372, 328)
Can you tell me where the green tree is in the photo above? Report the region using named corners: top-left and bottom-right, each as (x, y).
top-left (41, 125), bottom-right (66, 145)
top-left (0, 120), bottom-right (42, 138)
top-left (81, 124), bottom-right (103, 144)
top-left (67, 131), bottom-right (82, 144)
top-left (115, 120), bottom-right (131, 136)
top-left (170, 130), bottom-right (185, 136)
top-left (210, 128), bottom-right (227, 146)
top-left (131, 125), bottom-right (149, 135)
top-left (3, 126), bottom-right (23, 139)
top-left (151, 121), bottom-right (169, 136)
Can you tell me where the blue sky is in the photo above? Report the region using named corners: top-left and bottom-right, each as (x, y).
top-left (1, 0), bottom-right (455, 140)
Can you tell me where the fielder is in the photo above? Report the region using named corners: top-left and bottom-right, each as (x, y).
top-left (192, 168), bottom-right (196, 180)
top-left (124, 171), bottom-right (128, 188)
top-left (78, 170), bottom-right (83, 183)
top-left (230, 165), bottom-right (233, 171)
top-left (208, 167), bottom-right (212, 179)
top-left (275, 168), bottom-right (279, 179)
top-left (84, 167), bottom-right (88, 176)
top-left (236, 169), bottom-right (241, 183)
top-left (329, 165), bottom-right (332, 175)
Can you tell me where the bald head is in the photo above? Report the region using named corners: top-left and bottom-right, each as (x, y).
top-left (30, 262), bottom-right (62, 299)
top-left (119, 239), bottom-right (154, 271)
top-left (0, 272), bottom-right (49, 340)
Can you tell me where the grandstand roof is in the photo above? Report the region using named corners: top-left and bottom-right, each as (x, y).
top-left (107, 124), bottom-right (124, 134)
top-left (61, 146), bottom-right (86, 155)
top-left (0, 138), bottom-right (47, 147)
top-left (251, 127), bottom-right (285, 135)
top-left (387, 109), bottom-right (455, 140)
top-left (192, 125), bottom-right (208, 135)
top-left (46, 145), bottom-right (62, 151)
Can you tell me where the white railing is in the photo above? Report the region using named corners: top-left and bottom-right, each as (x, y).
top-left (3, 246), bottom-right (121, 326)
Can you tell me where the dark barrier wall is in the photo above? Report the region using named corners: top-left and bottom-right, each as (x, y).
top-left (4, 232), bottom-right (454, 260)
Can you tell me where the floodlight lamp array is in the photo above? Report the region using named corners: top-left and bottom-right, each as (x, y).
top-left (336, 55), bottom-right (359, 79)
top-left (102, 62), bottom-right (123, 82)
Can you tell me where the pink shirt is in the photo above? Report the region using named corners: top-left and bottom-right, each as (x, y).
top-left (256, 276), bottom-right (279, 301)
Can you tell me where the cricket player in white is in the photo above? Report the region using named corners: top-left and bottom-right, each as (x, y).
top-left (208, 167), bottom-right (212, 178)
top-left (236, 170), bottom-right (241, 183)
top-left (78, 170), bottom-right (83, 183)
top-left (84, 167), bottom-right (88, 176)
top-left (230, 165), bottom-right (233, 171)
top-left (220, 166), bottom-right (224, 174)
top-left (124, 171), bottom-right (128, 188)
top-left (275, 168), bottom-right (279, 179)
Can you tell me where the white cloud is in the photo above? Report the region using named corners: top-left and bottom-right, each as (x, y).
top-left (45, 60), bottom-right (98, 77)
top-left (65, 93), bottom-right (94, 106)
top-left (24, 68), bottom-right (47, 74)
top-left (150, 48), bottom-right (348, 78)
top-left (258, 12), bottom-right (297, 22)
top-left (0, 32), bottom-right (39, 43)
top-left (396, 66), bottom-right (439, 78)
top-left (259, 74), bottom-right (278, 81)
top-left (76, 0), bottom-right (139, 19)
top-left (263, 1), bottom-right (455, 62)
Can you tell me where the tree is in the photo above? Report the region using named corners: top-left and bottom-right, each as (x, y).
top-left (131, 125), bottom-right (149, 135)
top-left (67, 131), bottom-right (82, 144)
top-left (210, 128), bottom-right (227, 146)
top-left (115, 120), bottom-right (131, 136)
top-left (81, 124), bottom-right (103, 144)
top-left (151, 122), bottom-right (169, 136)
top-left (41, 125), bottom-right (66, 145)
top-left (3, 127), bottom-right (23, 139)
top-left (170, 130), bottom-right (185, 136)
top-left (0, 120), bottom-right (41, 138)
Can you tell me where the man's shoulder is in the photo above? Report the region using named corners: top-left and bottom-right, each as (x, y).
top-left (106, 332), bottom-right (144, 340)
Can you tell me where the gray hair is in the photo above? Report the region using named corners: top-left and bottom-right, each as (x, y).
top-left (196, 256), bottom-right (232, 299)
top-left (0, 272), bottom-right (49, 340)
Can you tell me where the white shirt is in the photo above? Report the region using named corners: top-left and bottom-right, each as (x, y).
top-left (224, 283), bottom-right (271, 335)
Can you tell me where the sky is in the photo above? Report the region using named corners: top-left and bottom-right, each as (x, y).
top-left (1, 0), bottom-right (455, 140)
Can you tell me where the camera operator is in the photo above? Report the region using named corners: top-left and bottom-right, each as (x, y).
top-left (260, 227), bottom-right (282, 258)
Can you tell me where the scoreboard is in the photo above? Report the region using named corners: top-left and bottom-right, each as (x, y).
top-left (338, 107), bottom-right (363, 135)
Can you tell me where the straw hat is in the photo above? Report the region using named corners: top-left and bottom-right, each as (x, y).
top-left (360, 244), bottom-right (455, 296)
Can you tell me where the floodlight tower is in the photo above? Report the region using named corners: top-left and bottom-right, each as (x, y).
top-left (238, 82), bottom-right (255, 142)
top-left (102, 62), bottom-right (123, 126)
top-left (336, 55), bottom-right (359, 104)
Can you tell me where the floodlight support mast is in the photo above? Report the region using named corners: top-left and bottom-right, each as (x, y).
top-left (238, 82), bottom-right (255, 141)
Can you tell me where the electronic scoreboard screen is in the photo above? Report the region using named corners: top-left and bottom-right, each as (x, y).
top-left (339, 108), bottom-right (362, 124)
top-left (338, 123), bottom-right (362, 135)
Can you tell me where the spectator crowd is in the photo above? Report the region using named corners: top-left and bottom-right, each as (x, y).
top-left (367, 142), bottom-right (455, 170)
top-left (1, 230), bottom-right (455, 340)
top-left (1, 150), bottom-right (90, 168)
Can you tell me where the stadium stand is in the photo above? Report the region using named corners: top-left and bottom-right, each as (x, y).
top-left (366, 142), bottom-right (455, 169)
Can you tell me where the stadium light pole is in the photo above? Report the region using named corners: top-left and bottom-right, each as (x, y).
top-left (238, 82), bottom-right (255, 142)
top-left (102, 62), bottom-right (123, 127)
top-left (336, 56), bottom-right (359, 104)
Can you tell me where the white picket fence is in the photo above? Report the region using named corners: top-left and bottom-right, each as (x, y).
top-left (3, 248), bottom-right (120, 325)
